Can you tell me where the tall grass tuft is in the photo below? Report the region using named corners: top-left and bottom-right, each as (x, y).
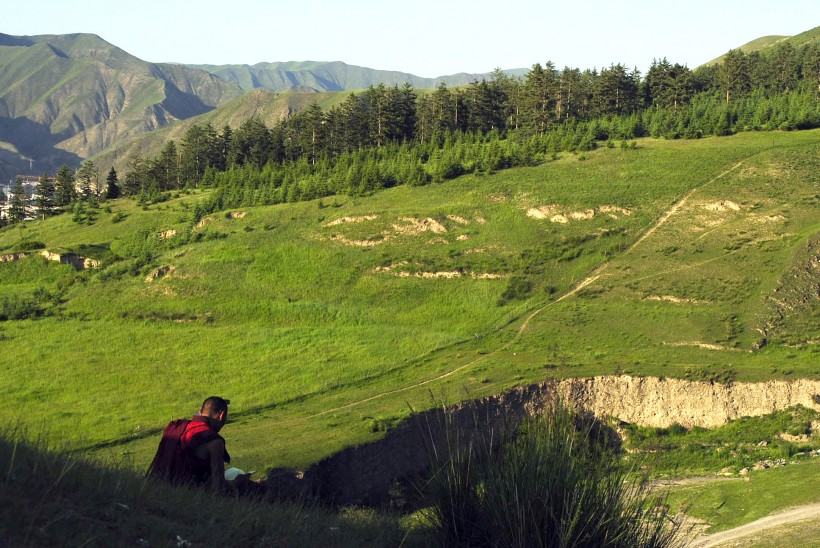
top-left (0, 427), bottom-right (411, 547)
top-left (419, 400), bottom-right (687, 547)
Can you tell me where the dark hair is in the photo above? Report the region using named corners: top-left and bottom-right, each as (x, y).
top-left (201, 396), bottom-right (230, 414)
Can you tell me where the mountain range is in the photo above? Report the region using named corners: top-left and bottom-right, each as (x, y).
top-left (1, 28), bottom-right (817, 183)
top-left (188, 60), bottom-right (528, 92)
top-left (0, 33), bottom-right (242, 182)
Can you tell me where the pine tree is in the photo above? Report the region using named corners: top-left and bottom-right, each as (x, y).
top-left (55, 164), bottom-right (76, 206)
top-left (76, 160), bottom-right (98, 200)
top-left (772, 43), bottom-right (799, 93)
top-left (396, 83), bottom-right (418, 141)
top-left (36, 173), bottom-right (57, 218)
top-left (718, 49), bottom-right (751, 103)
top-left (152, 141), bottom-right (179, 190)
top-left (594, 64), bottom-right (640, 117)
top-left (123, 152), bottom-right (149, 196)
top-left (523, 62), bottom-right (558, 137)
top-left (215, 125), bottom-right (233, 170)
top-left (180, 124), bottom-right (218, 187)
top-left (8, 178), bottom-right (28, 223)
top-left (105, 167), bottom-right (120, 199)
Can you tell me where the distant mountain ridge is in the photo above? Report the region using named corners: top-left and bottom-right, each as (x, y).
top-left (92, 89), bottom-right (352, 174)
top-left (188, 60), bottom-right (529, 92)
top-left (2, 27), bottom-right (818, 184)
top-left (0, 32), bottom-right (243, 181)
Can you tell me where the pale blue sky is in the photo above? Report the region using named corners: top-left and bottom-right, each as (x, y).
top-left (4, 0), bottom-right (818, 76)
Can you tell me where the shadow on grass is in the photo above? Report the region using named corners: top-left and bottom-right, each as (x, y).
top-left (0, 428), bottom-right (418, 547)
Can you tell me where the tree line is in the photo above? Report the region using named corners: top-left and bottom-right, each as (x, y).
top-left (0, 160), bottom-right (120, 227)
top-left (3, 41), bottom-right (819, 226)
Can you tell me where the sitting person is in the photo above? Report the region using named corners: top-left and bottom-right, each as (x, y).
top-left (148, 396), bottom-right (234, 492)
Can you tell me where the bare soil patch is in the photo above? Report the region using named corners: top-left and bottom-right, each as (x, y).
top-left (0, 252), bottom-right (26, 263)
top-left (647, 295), bottom-right (712, 305)
top-left (704, 200), bottom-right (742, 212)
top-left (527, 204), bottom-right (633, 222)
top-left (329, 235), bottom-right (384, 247)
top-left (145, 265), bottom-right (175, 282)
top-left (373, 263), bottom-right (504, 280)
top-left (392, 217), bottom-right (447, 235)
top-left (665, 341), bottom-right (749, 353)
top-left (324, 215), bottom-right (379, 227)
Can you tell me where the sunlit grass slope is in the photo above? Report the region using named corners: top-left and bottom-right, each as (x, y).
top-left (0, 130), bottom-right (817, 474)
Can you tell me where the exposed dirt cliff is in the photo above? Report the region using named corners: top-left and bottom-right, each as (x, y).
top-left (266, 376), bottom-right (820, 507)
top-left (555, 375), bottom-right (820, 428)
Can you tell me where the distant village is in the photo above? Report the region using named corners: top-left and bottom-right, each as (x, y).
top-left (0, 175), bottom-right (45, 221)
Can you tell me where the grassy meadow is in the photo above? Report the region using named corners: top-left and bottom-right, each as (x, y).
top-left (665, 460), bottom-right (820, 534)
top-left (0, 129), bottom-right (818, 476)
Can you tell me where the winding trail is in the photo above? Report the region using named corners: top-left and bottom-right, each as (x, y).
top-left (690, 502), bottom-right (820, 547)
top-left (627, 161), bottom-right (743, 252)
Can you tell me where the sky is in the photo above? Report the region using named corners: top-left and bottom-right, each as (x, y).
top-left (4, 0), bottom-right (819, 77)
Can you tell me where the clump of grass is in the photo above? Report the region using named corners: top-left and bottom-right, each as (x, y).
top-left (418, 400), bottom-right (685, 547)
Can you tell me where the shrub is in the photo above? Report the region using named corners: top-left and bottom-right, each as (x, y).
top-left (0, 293), bottom-right (42, 321)
top-left (419, 401), bottom-right (684, 547)
top-left (497, 276), bottom-right (532, 306)
top-left (14, 240), bottom-right (46, 252)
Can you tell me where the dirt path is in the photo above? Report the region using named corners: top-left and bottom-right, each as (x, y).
top-left (690, 502), bottom-right (820, 547)
top-left (627, 161), bottom-right (742, 252)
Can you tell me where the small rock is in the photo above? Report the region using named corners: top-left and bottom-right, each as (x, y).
top-left (757, 440), bottom-right (768, 447)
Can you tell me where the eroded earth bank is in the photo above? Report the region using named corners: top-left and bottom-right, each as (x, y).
top-left (266, 375), bottom-right (820, 507)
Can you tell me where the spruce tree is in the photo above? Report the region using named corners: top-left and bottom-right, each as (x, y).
top-left (76, 160), bottom-right (98, 200)
top-left (8, 178), bottom-right (28, 223)
top-left (36, 173), bottom-right (57, 218)
top-left (718, 49), bottom-right (751, 103)
top-left (55, 164), bottom-right (76, 206)
top-left (105, 167), bottom-right (120, 199)
top-left (152, 141), bottom-right (179, 190)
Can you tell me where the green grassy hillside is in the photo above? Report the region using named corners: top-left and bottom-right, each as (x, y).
top-left (703, 25), bottom-right (820, 66)
top-left (0, 130), bottom-right (817, 475)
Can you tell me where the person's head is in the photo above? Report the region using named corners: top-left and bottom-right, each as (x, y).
top-left (200, 396), bottom-right (230, 431)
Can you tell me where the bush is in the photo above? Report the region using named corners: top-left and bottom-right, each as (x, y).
top-left (497, 276), bottom-right (532, 306)
top-left (14, 240), bottom-right (46, 252)
top-left (419, 401), bottom-right (684, 547)
top-left (0, 293), bottom-right (42, 321)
